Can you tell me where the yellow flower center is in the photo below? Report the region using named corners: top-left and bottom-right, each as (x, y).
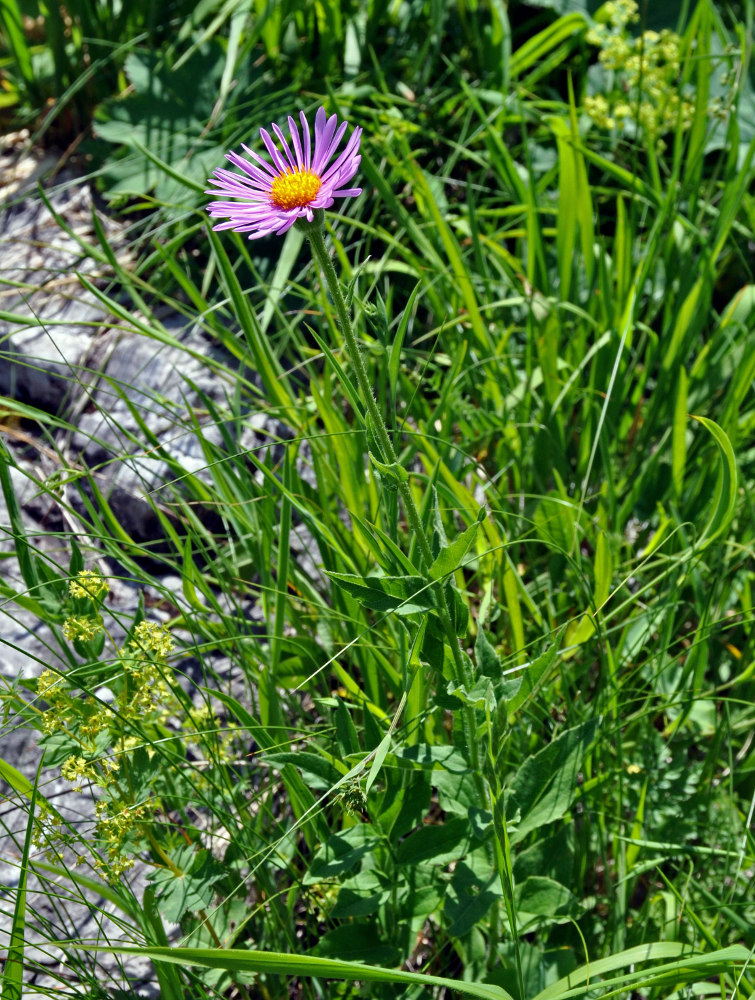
top-left (270, 168), bottom-right (322, 210)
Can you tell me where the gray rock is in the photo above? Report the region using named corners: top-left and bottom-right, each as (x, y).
top-left (0, 165), bottom-right (328, 998)
top-left (0, 172), bottom-right (121, 414)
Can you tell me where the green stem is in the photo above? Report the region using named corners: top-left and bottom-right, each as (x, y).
top-left (306, 225), bottom-right (433, 562)
top-left (304, 219), bottom-right (483, 793)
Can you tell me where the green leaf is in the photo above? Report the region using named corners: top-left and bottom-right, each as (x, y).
top-left (37, 731), bottom-right (86, 770)
top-left (327, 572), bottom-right (436, 614)
top-left (690, 415), bottom-right (738, 550)
top-left (264, 752), bottom-right (344, 790)
top-left (447, 677), bottom-right (497, 712)
top-left (368, 452), bottom-right (409, 483)
top-left (510, 12), bottom-right (588, 77)
top-left (503, 631), bottom-right (565, 718)
top-left (94, 48), bottom-right (224, 198)
top-left (304, 826), bottom-right (380, 884)
top-left (364, 731), bottom-right (393, 796)
top-left (448, 582), bottom-right (470, 636)
top-left (392, 744), bottom-right (469, 772)
top-left (672, 366), bottom-right (688, 501)
top-left (375, 770), bottom-right (432, 838)
top-left (428, 516), bottom-right (482, 581)
top-left (434, 768), bottom-right (487, 820)
top-left (512, 826), bottom-right (575, 887)
top-left (0, 2), bottom-right (34, 86)
top-left (533, 944), bottom-right (751, 1000)
top-left (332, 871), bottom-right (388, 919)
top-left (445, 862), bottom-right (502, 938)
top-left (593, 532), bottom-right (612, 610)
top-left (396, 816), bottom-right (469, 866)
top-left (148, 846), bottom-right (226, 924)
top-left (506, 719), bottom-right (598, 844)
top-left (514, 876), bottom-right (582, 923)
top-left (475, 625), bottom-right (501, 677)
top-left (96, 944), bottom-right (515, 1000)
top-left (309, 923), bottom-right (400, 966)
top-left (334, 699), bottom-right (360, 757)
top-left (125, 746), bottom-right (164, 802)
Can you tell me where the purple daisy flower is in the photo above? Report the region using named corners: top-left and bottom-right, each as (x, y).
top-left (206, 106), bottom-right (363, 240)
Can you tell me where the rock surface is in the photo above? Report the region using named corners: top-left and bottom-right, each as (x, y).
top-left (0, 165), bottom-right (298, 996)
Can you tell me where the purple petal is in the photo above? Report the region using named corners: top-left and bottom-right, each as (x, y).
top-left (314, 120), bottom-right (348, 175)
top-left (300, 111), bottom-right (312, 170)
top-left (287, 115), bottom-right (304, 169)
top-left (313, 110), bottom-right (338, 172)
top-left (240, 144), bottom-right (278, 177)
top-left (260, 128), bottom-right (289, 175)
top-left (271, 123), bottom-right (297, 171)
top-left (320, 128), bottom-right (362, 184)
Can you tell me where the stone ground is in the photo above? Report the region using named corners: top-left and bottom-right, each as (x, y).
top-left (0, 149), bottom-right (309, 996)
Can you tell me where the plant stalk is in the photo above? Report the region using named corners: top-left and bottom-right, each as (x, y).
top-left (304, 219), bottom-right (483, 796)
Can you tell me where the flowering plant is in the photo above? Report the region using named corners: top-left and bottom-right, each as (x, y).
top-left (206, 104), bottom-right (487, 819)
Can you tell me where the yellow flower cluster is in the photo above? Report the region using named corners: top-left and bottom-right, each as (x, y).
top-left (584, 0), bottom-right (698, 148)
top-left (63, 615), bottom-right (104, 643)
top-left (37, 668), bottom-right (72, 734)
top-left (41, 580), bottom-right (226, 886)
top-left (69, 569), bottom-right (110, 602)
top-left (119, 619), bottom-right (178, 717)
top-left (61, 754), bottom-right (93, 790)
top-left (31, 801), bottom-right (64, 857)
top-left (62, 570), bottom-right (108, 650)
top-left (94, 853), bottom-right (136, 882)
top-left (60, 753), bottom-right (119, 791)
top-left (130, 619), bottom-right (175, 658)
top-left (95, 799), bottom-right (143, 841)
top-left (79, 697), bottom-right (110, 737)
top-left (43, 587), bottom-right (182, 882)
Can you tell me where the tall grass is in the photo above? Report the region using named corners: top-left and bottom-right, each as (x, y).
top-left (1, 1), bottom-right (754, 998)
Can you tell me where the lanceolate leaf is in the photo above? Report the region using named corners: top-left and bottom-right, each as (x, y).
top-left (326, 572), bottom-right (436, 614)
top-left (93, 945), bottom-right (515, 1000)
top-left (532, 943), bottom-right (751, 1000)
top-left (428, 512), bottom-right (484, 581)
top-left (690, 415), bottom-right (738, 550)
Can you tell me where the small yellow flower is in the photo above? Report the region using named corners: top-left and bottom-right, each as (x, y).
top-left (605, 0), bottom-right (639, 28)
top-left (94, 855), bottom-right (135, 883)
top-left (584, 95), bottom-right (616, 130)
top-left (130, 620), bottom-right (174, 659)
top-left (101, 756), bottom-right (120, 776)
top-left (42, 711), bottom-right (65, 734)
top-left (63, 615), bottom-right (103, 643)
top-left (61, 755), bottom-right (92, 790)
top-left (37, 669), bottom-right (64, 698)
top-left (114, 735), bottom-right (142, 754)
top-left (69, 570), bottom-right (110, 602)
